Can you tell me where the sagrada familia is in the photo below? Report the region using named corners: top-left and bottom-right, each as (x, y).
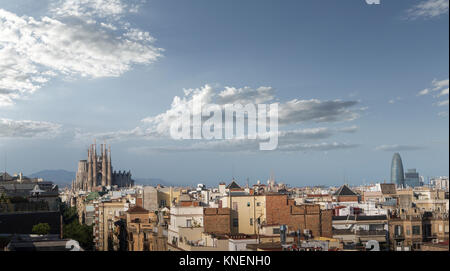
top-left (72, 142), bottom-right (134, 191)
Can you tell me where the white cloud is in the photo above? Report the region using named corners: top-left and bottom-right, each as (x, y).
top-left (0, 0), bottom-right (162, 107)
top-left (216, 86), bottom-right (275, 104)
top-left (51, 0), bottom-right (129, 20)
top-left (76, 84), bottom-right (361, 153)
top-left (0, 118), bottom-right (62, 138)
top-left (277, 99), bottom-right (359, 125)
top-left (375, 144), bottom-right (425, 152)
top-left (139, 84), bottom-right (360, 138)
top-left (437, 99), bottom-right (449, 106)
top-left (405, 0), bottom-right (449, 19)
top-left (417, 88), bottom-right (430, 96)
top-left (417, 78), bottom-right (449, 116)
top-left (437, 88), bottom-right (449, 97)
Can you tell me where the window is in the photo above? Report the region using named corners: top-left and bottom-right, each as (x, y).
top-left (439, 225), bottom-right (443, 232)
top-left (256, 202), bottom-right (261, 207)
top-left (250, 218), bottom-right (253, 226)
top-left (160, 200), bottom-right (166, 207)
top-left (247, 202), bottom-right (251, 207)
top-left (395, 225), bottom-right (403, 236)
top-left (232, 202), bottom-right (238, 211)
top-left (412, 226), bottom-right (421, 235)
top-left (233, 218), bottom-right (239, 227)
top-left (186, 219), bottom-right (192, 228)
top-left (273, 228), bottom-right (280, 234)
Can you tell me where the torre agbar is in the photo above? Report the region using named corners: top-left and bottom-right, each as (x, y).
top-left (390, 152), bottom-right (405, 187)
top-left (73, 143), bottom-right (133, 191)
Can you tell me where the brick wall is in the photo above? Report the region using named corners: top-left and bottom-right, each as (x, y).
top-left (264, 194), bottom-right (332, 238)
top-left (320, 209), bottom-right (333, 238)
top-left (337, 195), bottom-right (359, 202)
top-left (203, 208), bottom-right (231, 234)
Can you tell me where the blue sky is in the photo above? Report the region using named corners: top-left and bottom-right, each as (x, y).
top-left (0, 0), bottom-right (448, 186)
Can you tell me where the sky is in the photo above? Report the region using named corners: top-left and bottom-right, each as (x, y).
top-left (0, 0), bottom-right (449, 187)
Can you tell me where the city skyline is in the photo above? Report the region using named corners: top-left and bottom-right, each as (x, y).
top-left (0, 0), bottom-right (449, 186)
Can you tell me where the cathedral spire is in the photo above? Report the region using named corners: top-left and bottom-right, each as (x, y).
top-left (93, 143), bottom-right (97, 188)
top-left (101, 143), bottom-right (107, 187)
top-left (107, 145), bottom-right (112, 187)
top-left (87, 146), bottom-right (93, 191)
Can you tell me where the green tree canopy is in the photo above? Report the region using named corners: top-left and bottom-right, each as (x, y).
top-left (32, 223), bottom-right (51, 235)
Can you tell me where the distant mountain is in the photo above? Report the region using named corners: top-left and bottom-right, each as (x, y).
top-left (27, 171), bottom-right (182, 188)
top-left (29, 169), bottom-right (76, 187)
top-left (134, 178), bottom-right (176, 187)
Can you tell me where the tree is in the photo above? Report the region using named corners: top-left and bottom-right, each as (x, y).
top-left (60, 202), bottom-right (94, 250)
top-left (0, 193), bottom-right (10, 204)
top-left (63, 221), bottom-right (94, 250)
top-left (60, 203), bottom-right (78, 224)
top-left (32, 223), bottom-right (51, 235)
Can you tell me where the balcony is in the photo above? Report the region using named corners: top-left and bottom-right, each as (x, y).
top-left (356, 230), bottom-right (387, 236)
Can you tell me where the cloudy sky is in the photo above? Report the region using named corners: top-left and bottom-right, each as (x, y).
top-left (0, 0), bottom-right (448, 186)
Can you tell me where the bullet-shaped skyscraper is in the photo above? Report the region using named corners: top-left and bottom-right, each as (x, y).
top-left (391, 153), bottom-right (405, 187)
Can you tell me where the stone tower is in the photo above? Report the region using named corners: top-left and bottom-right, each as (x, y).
top-left (87, 147), bottom-right (93, 191)
top-left (107, 145), bottom-right (112, 187)
top-left (92, 143), bottom-right (97, 187)
top-left (101, 144), bottom-right (107, 187)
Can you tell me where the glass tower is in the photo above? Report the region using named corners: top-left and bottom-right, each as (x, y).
top-left (391, 153), bottom-right (405, 187)
top-left (405, 169), bottom-right (420, 187)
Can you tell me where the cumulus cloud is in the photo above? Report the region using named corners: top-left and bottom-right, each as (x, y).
top-left (375, 144), bottom-right (425, 152)
top-left (216, 86), bottom-right (275, 104)
top-left (0, 0), bottom-right (162, 107)
top-left (0, 118), bottom-right (62, 138)
top-left (405, 0), bottom-right (449, 19)
top-left (83, 84), bottom-right (360, 142)
top-left (140, 84), bottom-right (360, 138)
top-left (75, 84), bottom-right (361, 153)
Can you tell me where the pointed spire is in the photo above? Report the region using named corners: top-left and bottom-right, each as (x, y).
top-left (87, 145), bottom-right (93, 192)
top-left (101, 143), bottom-right (107, 187)
top-left (107, 145), bottom-right (112, 187)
